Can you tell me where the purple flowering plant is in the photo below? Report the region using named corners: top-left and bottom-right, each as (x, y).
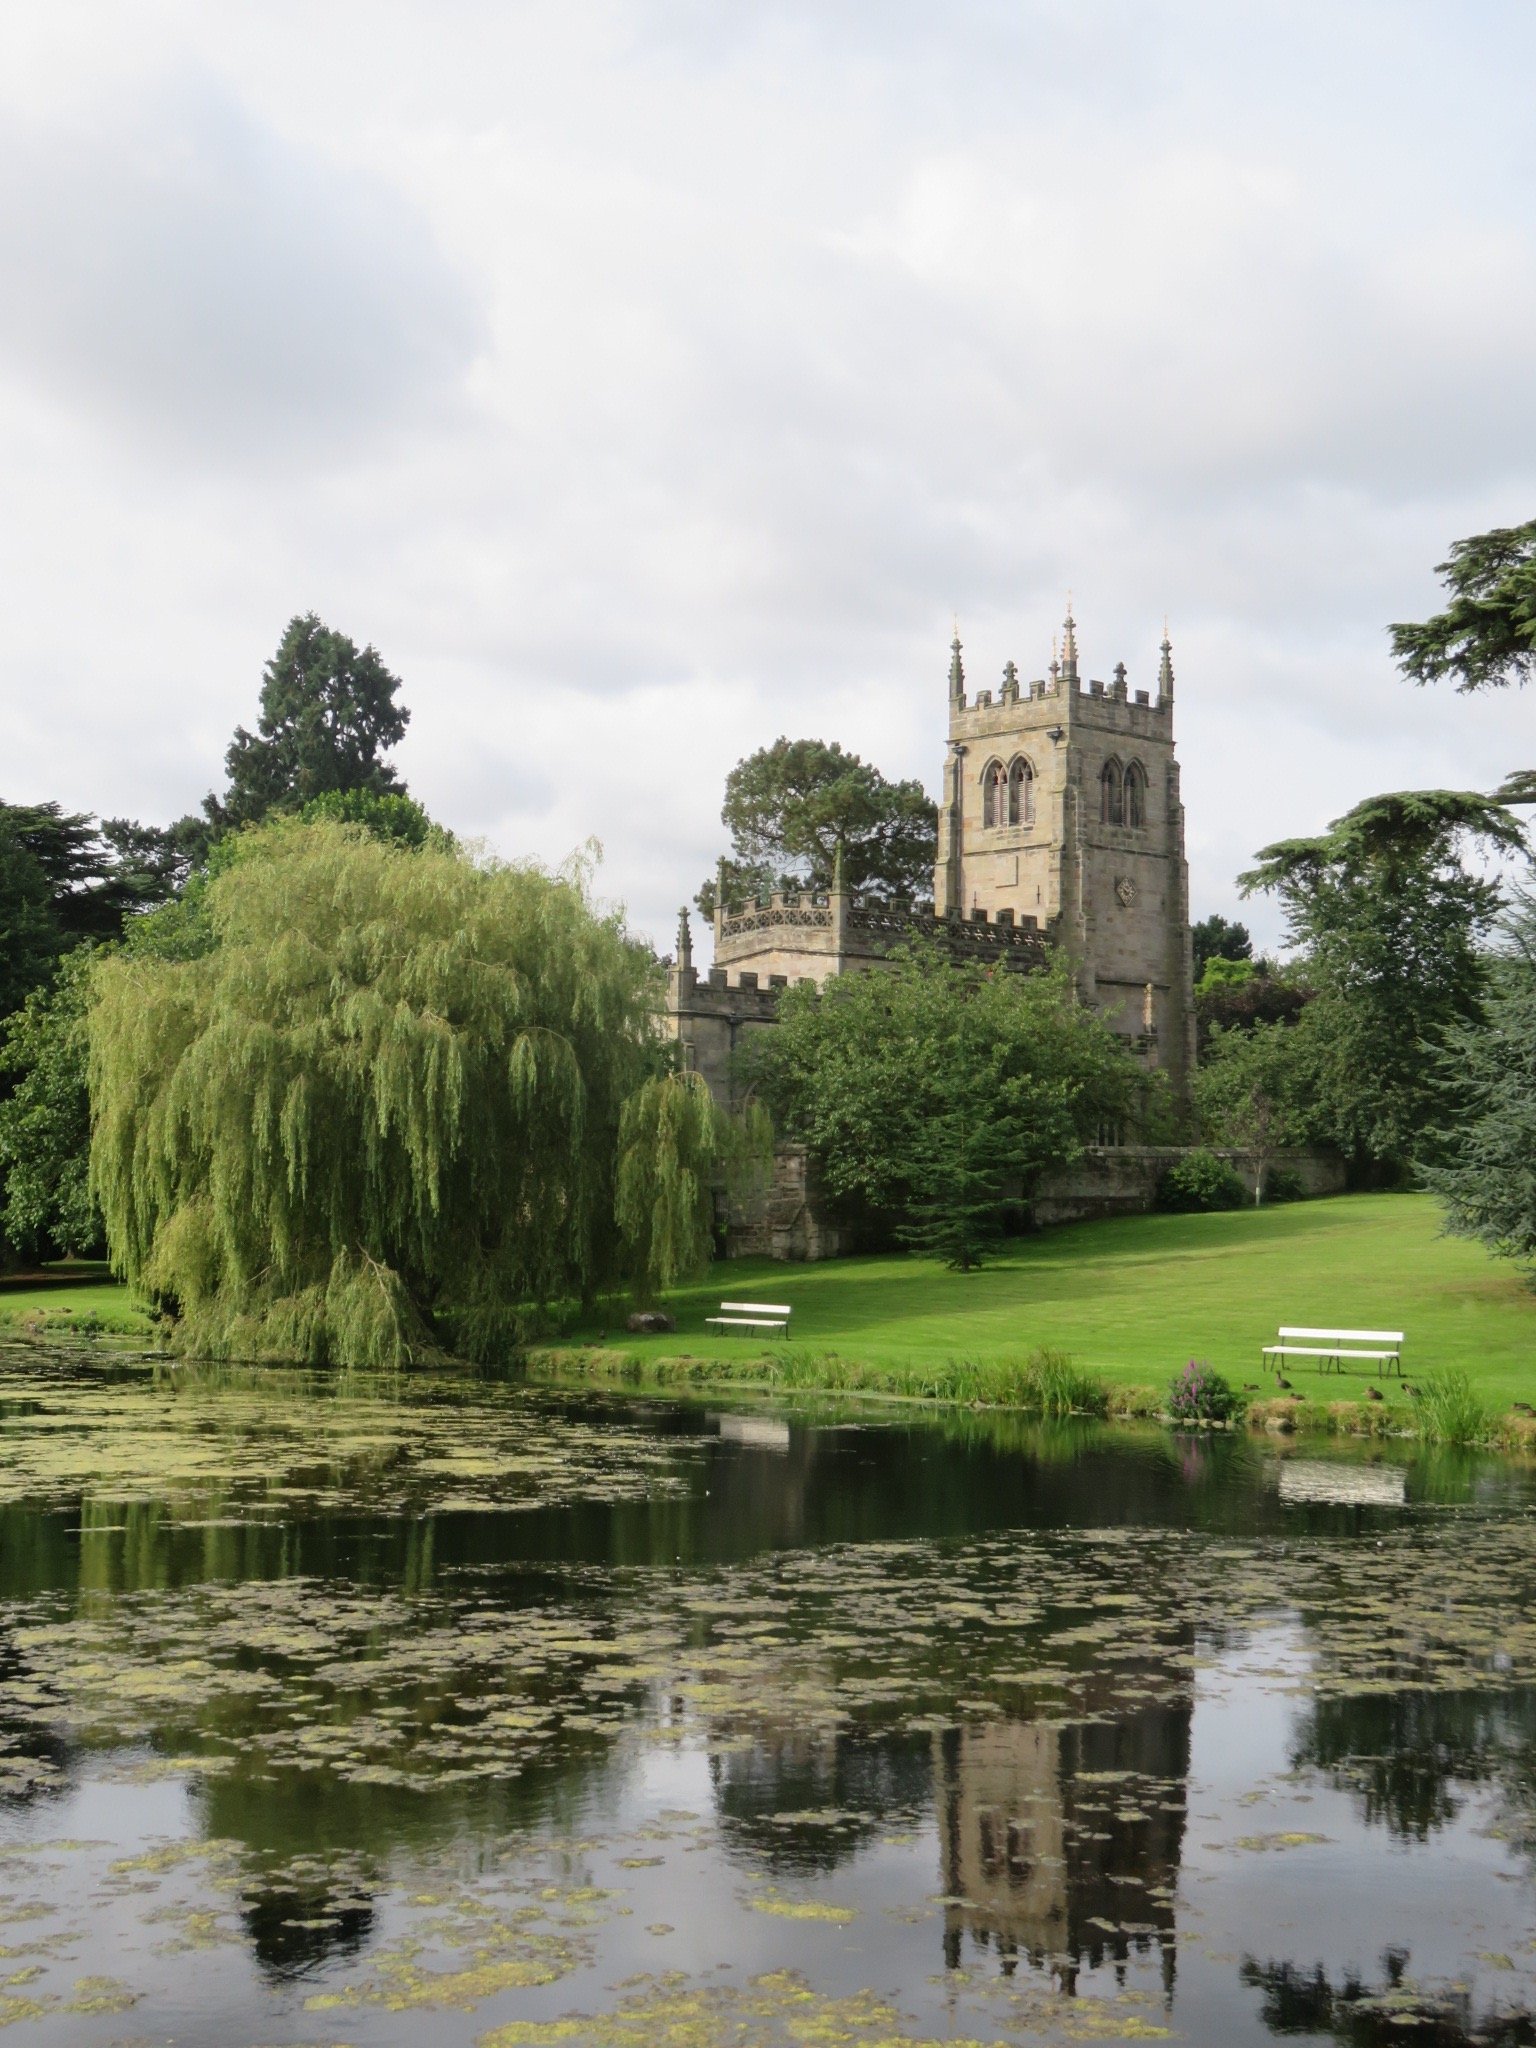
top-left (1167, 1359), bottom-right (1241, 1423)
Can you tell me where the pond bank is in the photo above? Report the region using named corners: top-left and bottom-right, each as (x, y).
top-left (525, 1342), bottom-right (1536, 1454)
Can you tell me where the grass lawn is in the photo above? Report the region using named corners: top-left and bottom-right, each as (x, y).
top-left (578, 1194), bottom-right (1536, 1413)
top-left (0, 1262), bottom-right (151, 1336)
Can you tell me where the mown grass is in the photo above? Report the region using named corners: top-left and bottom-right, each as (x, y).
top-left (559, 1195), bottom-right (1536, 1428)
top-left (0, 1274), bottom-right (151, 1336)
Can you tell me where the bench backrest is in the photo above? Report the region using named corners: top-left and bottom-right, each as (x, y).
top-left (719, 1301), bottom-right (792, 1316)
top-left (1277, 1325), bottom-right (1404, 1344)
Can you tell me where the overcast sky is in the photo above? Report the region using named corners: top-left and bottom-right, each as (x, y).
top-left (3, 0), bottom-right (1533, 953)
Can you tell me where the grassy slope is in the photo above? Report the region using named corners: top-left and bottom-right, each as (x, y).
top-left (590, 1194), bottom-right (1536, 1408)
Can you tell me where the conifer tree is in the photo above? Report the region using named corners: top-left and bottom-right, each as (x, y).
top-left (208, 614), bottom-right (411, 832)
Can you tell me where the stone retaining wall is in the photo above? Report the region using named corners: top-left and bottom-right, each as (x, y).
top-left (725, 1142), bottom-right (1347, 1260)
top-left (1029, 1144), bottom-right (1347, 1224)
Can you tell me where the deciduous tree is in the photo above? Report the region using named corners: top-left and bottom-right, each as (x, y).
top-left (746, 941), bottom-right (1139, 1268)
top-left (1194, 1018), bottom-right (1323, 1204)
top-left (89, 819), bottom-right (738, 1365)
top-left (0, 950), bottom-right (98, 1259)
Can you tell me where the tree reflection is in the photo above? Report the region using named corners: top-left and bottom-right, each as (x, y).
top-left (1291, 1685), bottom-right (1536, 1847)
top-left (1241, 1950), bottom-right (1536, 2045)
top-left (710, 1727), bottom-right (931, 1873)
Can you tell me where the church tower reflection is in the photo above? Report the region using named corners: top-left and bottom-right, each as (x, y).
top-left (933, 1641), bottom-right (1191, 1999)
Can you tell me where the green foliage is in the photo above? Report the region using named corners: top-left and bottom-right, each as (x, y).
top-left (1157, 1149), bottom-right (1246, 1213)
top-left (1195, 956), bottom-right (1311, 1042)
top-left (696, 736), bottom-right (936, 916)
top-left (100, 814), bottom-right (213, 908)
top-left (616, 1070), bottom-right (770, 1296)
top-left (87, 819), bottom-right (725, 1366)
top-left (0, 814), bottom-right (62, 1019)
top-left (746, 941), bottom-right (1140, 1267)
top-left (1424, 892), bottom-right (1536, 1268)
top-left (1196, 954), bottom-right (1255, 995)
top-left (1195, 1019), bottom-right (1325, 1203)
top-left (0, 949), bottom-right (99, 1259)
top-left (208, 613), bottom-right (411, 832)
top-left (1391, 518), bottom-right (1536, 694)
top-left (1191, 913), bottom-right (1252, 975)
top-left (299, 789), bottom-right (441, 848)
top-left (1263, 1167), bottom-right (1306, 1204)
top-left (1241, 790), bottom-right (1523, 1176)
top-left (1167, 1360), bottom-right (1242, 1422)
top-left (1416, 1366), bottom-right (1487, 1447)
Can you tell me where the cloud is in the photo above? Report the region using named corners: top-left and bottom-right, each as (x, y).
top-left (0, 0), bottom-right (1534, 966)
top-left (0, 70), bottom-right (482, 459)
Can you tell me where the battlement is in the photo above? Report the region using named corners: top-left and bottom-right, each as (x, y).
top-left (668, 962), bottom-right (814, 1016)
top-left (953, 671), bottom-right (1169, 741)
top-left (712, 892), bottom-right (1050, 975)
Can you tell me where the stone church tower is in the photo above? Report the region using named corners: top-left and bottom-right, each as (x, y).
top-left (934, 604), bottom-right (1196, 1098)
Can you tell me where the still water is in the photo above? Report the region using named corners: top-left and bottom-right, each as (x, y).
top-left (2, 1341), bottom-right (1536, 2046)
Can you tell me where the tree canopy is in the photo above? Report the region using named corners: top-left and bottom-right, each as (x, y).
top-left (1194, 1018), bottom-right (1324, 1204)
top-left (1191, 914), bottom-right (1252, 976)
top-left (0, 949), bottom-right (98, 1261)
top-left (1241, 790), bottom-right (1523, 1177)
top-left (89, 819), bottom-right (737, 1365)
top-left (208, 614), bottom-right (412, 833)
top-left (697, 737), bottom-right (936, 916)
top-left (1390, 518), bottom-right (1536, 694)
top-left (744, 941), bottom-right (1140, 1268)
top-left (1424, 890), bottom-right (1536, 1267)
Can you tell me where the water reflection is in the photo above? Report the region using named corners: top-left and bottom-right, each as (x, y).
top-left (935, 1659), bottom-right (1188, 1994)
top-left (4, 1349), bottom-right (1536, 2043)
top-left (1241, 1950), bottom-right (1536, 2044)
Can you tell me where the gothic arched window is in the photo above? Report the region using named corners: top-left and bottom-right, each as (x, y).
top-left (1125, 761), bottom-right (1146, 829)
top-left (1007, 757), bottom-right (1034, 826)
top-left (1100, 760), bottom-right (1124, 827)
top-left (981, 760), bottom-right (1006, 828)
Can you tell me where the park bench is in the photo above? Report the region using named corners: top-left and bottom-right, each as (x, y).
top-left (705, 1300), bottom-right (792, 1337)
top-left (1262, 1325), bottom-right (1404, 1378)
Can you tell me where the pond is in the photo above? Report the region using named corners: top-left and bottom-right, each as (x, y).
top-left (2, 1341), bottom-right (1536, 2046)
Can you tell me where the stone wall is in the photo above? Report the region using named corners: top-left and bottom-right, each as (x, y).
top-left (722, 1141), bottom-right (1348, 1263)
top-left (723, 1144), bottom-right (849, 1262)
top-left (1030, 1145), bottom-right (1347, 1225)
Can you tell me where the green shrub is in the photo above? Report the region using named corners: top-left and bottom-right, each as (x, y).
top-left (1263, 1167), bottom-right (1306, 1204)
top-left (1156, 1150), bottom-right (1246, 1213)
top-left (1417, 1365), bottom-right (1487, 1446)
top-left (1167, 1360), bottom-right (1243, 1422)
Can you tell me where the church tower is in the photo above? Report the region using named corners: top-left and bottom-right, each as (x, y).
top-left (934, 604), bottom-right (1196, 1096)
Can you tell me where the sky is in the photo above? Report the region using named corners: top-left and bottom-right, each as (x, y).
top-left (2, 0), bottom-right (1533, 955)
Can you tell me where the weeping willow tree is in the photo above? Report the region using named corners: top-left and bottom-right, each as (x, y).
top-left (89, 819), bottom-right (743, 1366)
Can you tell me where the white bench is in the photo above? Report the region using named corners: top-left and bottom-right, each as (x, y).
top-left (705, 1300), bottom-right (792, 1337)
top-left (1262, 1325), bottom-right (1404, 1378)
